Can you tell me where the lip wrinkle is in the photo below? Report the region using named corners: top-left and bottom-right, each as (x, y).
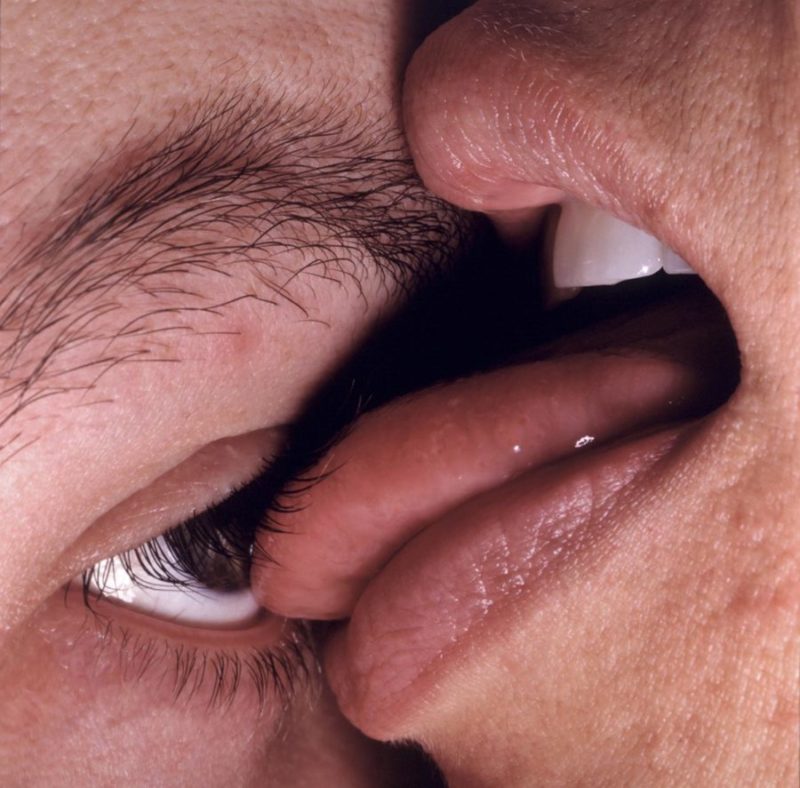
top-left (324, 427), bottom-right (684, 738)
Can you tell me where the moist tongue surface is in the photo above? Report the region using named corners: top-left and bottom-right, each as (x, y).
top-left (252, 284), bottom-right (738, 620)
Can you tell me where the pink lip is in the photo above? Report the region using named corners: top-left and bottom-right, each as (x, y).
top-left (252, 292), bottom-right (734, 621)
top-left (323, 424), bottom-right (686, 736)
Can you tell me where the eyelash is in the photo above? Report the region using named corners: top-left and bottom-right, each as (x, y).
top-left (81, 463), bottom-right (316, 598)
top-left (82, 613), bottom-right (318, 710)
top-left (76, 431), bottom-right (341, 709)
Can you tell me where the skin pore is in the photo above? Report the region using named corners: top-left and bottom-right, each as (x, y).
top-left (1, 0), bottom-right (798, 786)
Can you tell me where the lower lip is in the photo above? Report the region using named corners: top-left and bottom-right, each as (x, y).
top-left (255, 287), bottom-right (735, 730)
top-left (253, 291), bottom-right (735, 621)
top-left (325, 422), bottom-right (690, 732)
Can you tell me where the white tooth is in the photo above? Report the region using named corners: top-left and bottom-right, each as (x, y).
top-left (552, 201), bottom-right (665, 288)
top-left (661, 246), bottom-right (696, 275)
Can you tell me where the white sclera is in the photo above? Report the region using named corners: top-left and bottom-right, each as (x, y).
top-left (87, 540), bottom-right (261, 628)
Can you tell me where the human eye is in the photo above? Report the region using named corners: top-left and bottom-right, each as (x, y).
top-left (64, 431), bottom-right (333, 710)
top-left (81, 471), bottom-right (277, 628)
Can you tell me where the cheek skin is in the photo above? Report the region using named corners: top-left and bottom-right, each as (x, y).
top-left (390, 0), bottom-right (800, 783)
top-left (0, 597), bottom-right (291, 783)
top-left (0, 595), bottom-right (395, 786)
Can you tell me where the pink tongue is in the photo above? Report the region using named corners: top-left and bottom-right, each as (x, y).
top-left (252, 347), bottom-right (713, 620)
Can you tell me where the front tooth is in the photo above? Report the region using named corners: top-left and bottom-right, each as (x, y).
top-left (552, 201), bottom-right (665, 288)
top-left (661, 246), bottom-right (696, 275)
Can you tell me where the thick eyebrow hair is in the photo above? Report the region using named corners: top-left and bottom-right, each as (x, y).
top-left (0, 89), bottom-right (470, 443)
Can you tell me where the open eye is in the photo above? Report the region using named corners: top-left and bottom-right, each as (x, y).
top-left (86, 533), bottom-right (261, 628)
top-left (76, 423), bottom-right (334, 633)
top-left (78, 450), bottom-right (286, 630)
top-left (66, 439), bottom-right (329, 711)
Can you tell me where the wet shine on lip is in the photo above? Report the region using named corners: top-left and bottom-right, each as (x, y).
top-left (251, 263), bottom-right (737, 735)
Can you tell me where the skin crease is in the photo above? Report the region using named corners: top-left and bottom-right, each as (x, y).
top-left (1, 3), bottom-right (798, 788)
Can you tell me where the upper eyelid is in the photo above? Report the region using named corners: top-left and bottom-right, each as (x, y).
top-left (74, 408), bottom-right (348, 597)
top-left (73, 420), bottom-right (346, 638)
top-left (59, 429), bottom-right (283, 584)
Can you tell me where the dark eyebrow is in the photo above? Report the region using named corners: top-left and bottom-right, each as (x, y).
top-left (0, 88), bottom-right (470, 437)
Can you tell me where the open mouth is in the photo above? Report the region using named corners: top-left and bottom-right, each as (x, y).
top-left (251, 200), bottom-right (740, 636)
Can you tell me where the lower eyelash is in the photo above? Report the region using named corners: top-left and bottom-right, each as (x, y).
top-left (76, 604), bottom-right (319, 711)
